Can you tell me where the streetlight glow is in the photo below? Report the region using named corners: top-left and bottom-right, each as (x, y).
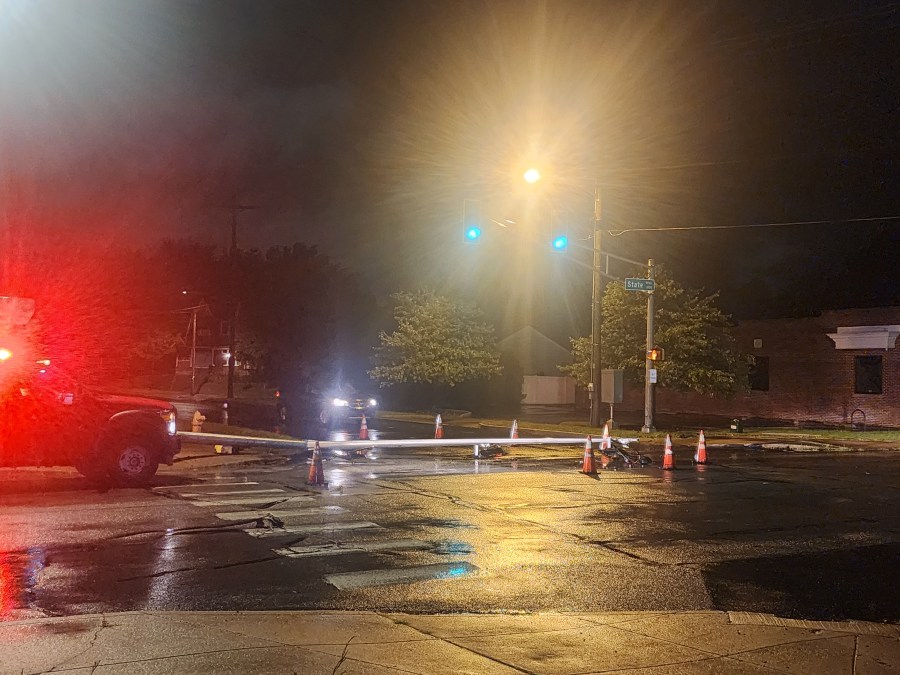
top-left (523, 168), bottom-right (541, 184)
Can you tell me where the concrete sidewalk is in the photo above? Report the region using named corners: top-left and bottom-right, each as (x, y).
top-left (2, 611), bottom-right (897, 674)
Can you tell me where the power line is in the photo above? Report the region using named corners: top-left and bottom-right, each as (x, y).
top-left (607, 215), bottom-right (900, 236)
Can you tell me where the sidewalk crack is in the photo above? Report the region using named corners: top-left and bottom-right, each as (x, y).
top-left (44, 614), bottom-right (110, 673)
top-left (377, 612), bottom-right (535, 674)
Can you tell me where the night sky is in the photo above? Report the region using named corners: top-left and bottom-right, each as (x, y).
top-left (2, 0), bottom-right (898, 341)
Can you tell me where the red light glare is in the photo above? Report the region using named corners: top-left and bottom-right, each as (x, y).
top-left (0, 349), bottom-right (12, 361)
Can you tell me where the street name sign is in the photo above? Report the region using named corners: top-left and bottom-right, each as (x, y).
top-left (625, 278), bottom-right (655, 291)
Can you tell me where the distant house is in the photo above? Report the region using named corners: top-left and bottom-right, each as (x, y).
top-left (174, 300), bottom-right (233, 379)
top-left (621, 307), bottom-right (900, 428)
top-left (499, 327), bottom-right (575, 405)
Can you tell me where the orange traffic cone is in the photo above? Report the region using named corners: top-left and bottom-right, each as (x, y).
top-left (600, 423), bottom-right (611, 451)
top-left (306, 442), bottom-right (326, 486)
top-left (581, 436), bottom-right (597, 474)
top-left (695, 430), bottom-right (708, 465)
top-left (434, 414), bottom-right (444, 439)
top-left (600, 451), bottom-right (610, 470)
top-left (510, 419), bottom-right (519, 439)
top-left (662, 434), bottom-right (675, 470)
top-left (359, 414), bottom-right (369, 440)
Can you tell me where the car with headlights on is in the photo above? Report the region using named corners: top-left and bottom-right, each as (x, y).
top-left (318, 392), bottom-right (378, 427)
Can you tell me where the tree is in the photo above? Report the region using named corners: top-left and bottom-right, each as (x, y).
top-left (370, 290), bottom-right (502, 387)
top-left (561, 272), bottom-right (745, 396)
top-left (233, 243), bottom-right (373, 388)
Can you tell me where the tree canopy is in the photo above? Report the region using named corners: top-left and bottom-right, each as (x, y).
top-left (370, 290), bottom-right (502, 387)
top-left (561, 272), bottom-right (745, 396)
top-left (0, 236), bottom-right (375, 390)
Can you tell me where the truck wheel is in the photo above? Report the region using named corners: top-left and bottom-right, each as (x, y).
top-left (106, 433), bottom-right (160, 487)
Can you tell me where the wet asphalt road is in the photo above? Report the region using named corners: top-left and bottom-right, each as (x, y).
top-left (0, 420), bottom-right (898, 624)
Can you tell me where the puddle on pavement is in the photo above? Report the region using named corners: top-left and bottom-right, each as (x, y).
top-left (0, 548), bottom-right (46, 618)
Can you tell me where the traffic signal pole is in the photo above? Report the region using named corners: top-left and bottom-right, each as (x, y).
top-left (642, 259), bottom-right (656, 432)
top-left (589, 185), bottom-right (603, 428)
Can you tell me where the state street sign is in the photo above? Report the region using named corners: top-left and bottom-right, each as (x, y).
top-left (625, 278), bottom-right (655, 292)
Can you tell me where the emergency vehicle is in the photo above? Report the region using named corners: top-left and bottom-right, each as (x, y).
top-left (0, 296), bottom-right (179, 486)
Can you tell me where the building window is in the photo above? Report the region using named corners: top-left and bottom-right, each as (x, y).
top-left (854, 355), bottom-right (883, 394)
top-left (748, 355), bottom-right (769, 391)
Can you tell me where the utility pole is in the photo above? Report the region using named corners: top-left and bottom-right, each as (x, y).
top-left (227, 303), bottom-right (238, 398)
top-left (221, 195), bottom-right (256, 399)
top-left (190, 306), bottom-right (198, 396)
top-left (226, 196), bottom-right (257, 255)
top-left (590, 184), bottom-right (603, 428)
top-left (642, 259), bottom-right (656, 432)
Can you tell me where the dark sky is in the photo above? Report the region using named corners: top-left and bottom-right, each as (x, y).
top-left (2, 0), bottom-right (898, 339)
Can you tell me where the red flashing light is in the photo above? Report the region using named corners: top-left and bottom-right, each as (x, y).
top-left (0, 348), bottom-right (12, 361)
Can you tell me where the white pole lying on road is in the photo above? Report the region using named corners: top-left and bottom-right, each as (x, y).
top-left (177, 431), bottom-right (617, 452)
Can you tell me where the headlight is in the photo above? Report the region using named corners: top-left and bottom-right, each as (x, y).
top-left (161, 411), bottom-right (177, 435)
top-left (332, 398), bottom-right (349, 407)
top-left (368, 398), bottom-right (377, 407)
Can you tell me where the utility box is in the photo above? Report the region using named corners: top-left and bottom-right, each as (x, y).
top-left (601, 369), bottom-right (624, 404)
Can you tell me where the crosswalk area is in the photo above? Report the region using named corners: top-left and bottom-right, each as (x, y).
top-left (154, 478), bottom-right (479, 589)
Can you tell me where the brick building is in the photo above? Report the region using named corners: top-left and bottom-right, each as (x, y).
top-left (621, 307), bottom-right (900, 428)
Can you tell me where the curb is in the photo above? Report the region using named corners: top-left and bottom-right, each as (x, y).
top-left (3, 610), bottom-right (896, 636)
top-left (727, 611), bottom-right (900, 637)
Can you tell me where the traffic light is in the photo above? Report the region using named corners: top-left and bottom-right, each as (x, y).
top-left (551, 235), bottom-right (568, 250)
top-left (647, 347), bottom-right (665, 361)
top-left (463, 200), bottom-right (481, 243)
top-left (550, 209), bottom-right (568, 251)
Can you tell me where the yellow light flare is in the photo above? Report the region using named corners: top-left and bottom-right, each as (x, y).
top-left (523, 167), bottom-right (541, 184)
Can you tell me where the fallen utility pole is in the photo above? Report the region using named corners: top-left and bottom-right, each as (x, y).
top-left (177, 431), bottom-right (638, 452)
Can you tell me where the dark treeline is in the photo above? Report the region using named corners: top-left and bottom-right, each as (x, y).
top-left (0, 237), bottom-right (379, 394)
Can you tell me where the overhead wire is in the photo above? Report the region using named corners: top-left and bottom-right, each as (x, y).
top-left (607, 215), bottom-right (900, 236)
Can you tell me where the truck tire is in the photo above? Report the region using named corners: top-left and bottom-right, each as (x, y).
top-left (104, 431), bottom-right (160, 487)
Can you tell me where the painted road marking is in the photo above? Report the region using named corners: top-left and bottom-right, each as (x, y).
top-left (243, 521), bottom-right (380, 538)
top-left (188, 496), bottom-right (314, 507)
top-left (180, 489), bottom-right (287, 497)
top-left (153, 482), bottom-right (260, 490)
top-left (214, 506), bottom-right (346, 520)
top-left (324, 562), bottom-right (479, 590)
top-left (273, 539), bottom-right (432, 558)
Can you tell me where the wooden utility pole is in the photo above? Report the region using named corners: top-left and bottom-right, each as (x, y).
top-left (220, 195), bottom-right (257, 399)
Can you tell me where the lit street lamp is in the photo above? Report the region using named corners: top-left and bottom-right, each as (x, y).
top-left (523, 168), bottom-right (541, 184)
